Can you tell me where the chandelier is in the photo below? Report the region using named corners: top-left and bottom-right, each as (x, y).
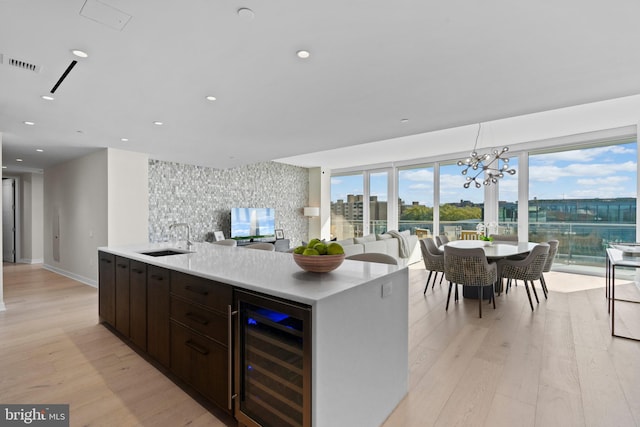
top-left (457, 123), bottom-right (516, 188)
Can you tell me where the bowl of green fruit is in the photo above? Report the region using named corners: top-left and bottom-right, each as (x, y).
top-left (292, 239), bottom-right (345, 273)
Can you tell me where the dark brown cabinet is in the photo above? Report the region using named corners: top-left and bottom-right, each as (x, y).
top-left (147, 265), bottom-right (171, 367)
top-left (129, 260), bottom-right (147, 350)
top-left (98, 251), bottom-right (116, 326)
top-left (115, 256), bottom-right (130, 336)
top-left (170, 271), bottom-right (233, 414)
top-left (98, 252), bottom-right (313, 424)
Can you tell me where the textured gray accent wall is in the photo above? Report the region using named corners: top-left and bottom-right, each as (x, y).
top-left (148, 160), bottom-right (309, 247)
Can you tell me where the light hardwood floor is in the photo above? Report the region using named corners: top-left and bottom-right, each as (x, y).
top-left (1, 263), bottom-right (639, 427)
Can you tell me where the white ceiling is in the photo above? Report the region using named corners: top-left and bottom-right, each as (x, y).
top-left (2, 0), bottom-right (640, 174)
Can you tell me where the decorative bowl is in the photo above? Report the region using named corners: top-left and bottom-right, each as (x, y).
top-left (293, 253), bottom-right (345, 273)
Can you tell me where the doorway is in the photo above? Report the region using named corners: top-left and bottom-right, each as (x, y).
top-left (3, 178), bottom-right (16, 263)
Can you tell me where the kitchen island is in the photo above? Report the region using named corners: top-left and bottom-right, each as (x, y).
top-left (98, 242), bottom-right (408, 427)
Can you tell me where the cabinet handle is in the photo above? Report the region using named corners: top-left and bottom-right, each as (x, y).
top-left (228, 304), bottom-right (238, 410)
top-left (185, 312), bottom-right (209, 325)
top-left (185, 340), bottom-right (209, 355)
top-left (117, 263), bottom-right (127, 269)
top-left (184, 285), bottom-right (208, 296)
top-left (100, 258), bottom-right (112, 264)
top-left (150, 274), bottom-right (164, 281)
top-left (131, 268), bottom-right (144, 274)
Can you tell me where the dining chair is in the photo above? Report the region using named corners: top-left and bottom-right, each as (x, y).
top-left (211, 239), bottom-right (237, 247)
top-left (419, 238), bottom-right (445, 294)
top-left (538, 239), bottom-right (559, 298)
top-left (435, 235), bottom-right (450, 246)
top-left (497, 243), bottom-right (549, 311)
top-left (460, 230), bottom-right (479, 240)
top-left (244, 242), bottom-right (276, 251)
top-left (346, 253), bottom-right (398, 265)
top-left (444, 246), bottom-right (497, 318)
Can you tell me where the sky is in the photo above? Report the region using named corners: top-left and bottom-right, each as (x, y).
top-left (331, 142), bottom-right (637, 206)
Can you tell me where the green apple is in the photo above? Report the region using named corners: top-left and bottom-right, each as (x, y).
top-left (307, 238), bottom-right (322, 248)
top-left (327, 242), bottom-right (345, 255)
top-left (313, 243), bottom-right (328, 255)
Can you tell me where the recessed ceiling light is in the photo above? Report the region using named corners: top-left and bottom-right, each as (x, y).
top-left (36, 149), bottom-right (44, 152)
top-left (71, 49), bottom-right (89, 58)
top-left (153, 121), bottom-right (163, 126)
top-left (206, 96), bottom-right (217, 101)
top-left (400, 119), bottom-right (409, 123)
top-left (16, 159), bottom-right (23, 162)
top-left (296, 50), bottom-right (310, 59)
top-left (2, 166), bottom-right (6, 169)
top-left (41, 95), bottom-right (55, 101)
top-left (23, 121), bottom-right (35, 126)
top-left (237, 8), bottom-right (255, 21)
top-left (121, 138), bottom-right (129, 142)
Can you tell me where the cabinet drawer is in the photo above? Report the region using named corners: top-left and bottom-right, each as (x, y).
top-left (171, 271), bottom-right (232, 312)
top-left (171, 321), bottom-right (228, 409)
top-left (171, 297), bottom-right (227, 344)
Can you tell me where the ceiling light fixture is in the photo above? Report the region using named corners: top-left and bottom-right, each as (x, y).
top-left (36, 149), bottom-right (44, 152)
top-left (237, 8), bottom-right (255, 21)
top-left (457, 123), bottom-right (516, 188)
top-left (296, 50), bottom-right (310, 59)
top-left (400, 119), bottom-right (409, 123)
top-left (71, 49), bottom-right (89, 58)
top-left (16, 158), bottom-right (23, 162)
top-left (41, 95), bottom-right (54, 101)
top-left (206, 95), bottom-right (217, 101)
top-left (23, 121), bottom-right (35, 126)
top-left (121, 138), bottom-right (129, 142)
top-left (2, 166), bottom-right (6, 169)
top-left (153, 121), bottom-right (163, 126)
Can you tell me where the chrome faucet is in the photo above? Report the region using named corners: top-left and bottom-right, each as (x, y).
top-left (169, 223), bottom-right (193, 248)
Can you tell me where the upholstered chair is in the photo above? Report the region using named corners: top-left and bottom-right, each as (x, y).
top-left (444, 246), bottom-right (497, 318)
top-left (420, 238), bottom-right (445, 294)
top-left (497, 243), bottom-right (549, 311)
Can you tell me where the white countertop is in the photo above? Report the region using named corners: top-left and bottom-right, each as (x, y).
top-left (99, 242), bottom-right (404, 305)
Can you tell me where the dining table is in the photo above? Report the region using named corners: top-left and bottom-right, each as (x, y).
top-left (441, 240), bottom-right (539, 299)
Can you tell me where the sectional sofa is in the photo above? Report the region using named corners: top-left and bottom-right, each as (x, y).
top-left (336, 231), bottom-right (421, 265)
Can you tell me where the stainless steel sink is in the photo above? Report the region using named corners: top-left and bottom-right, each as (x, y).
top-left (139, 249), bottom-right (193, 257)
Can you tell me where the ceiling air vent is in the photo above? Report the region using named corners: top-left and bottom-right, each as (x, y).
top-left (1, 54), bottom-right (42, 73)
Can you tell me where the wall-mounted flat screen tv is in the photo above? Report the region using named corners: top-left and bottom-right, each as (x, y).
top-left (231, 208), bottom-right (276, 240)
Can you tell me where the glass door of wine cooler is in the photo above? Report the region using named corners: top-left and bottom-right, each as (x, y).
top-left (234, 290), bottom-right (311, 427)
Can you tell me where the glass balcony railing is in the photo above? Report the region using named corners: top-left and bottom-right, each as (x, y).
top-left (334, 219), bottom-right (636, 272)
top-left (528, 221), bottom-right (636, 267)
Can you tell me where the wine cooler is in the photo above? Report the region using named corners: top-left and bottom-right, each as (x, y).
top-left (234, 290), bottom-right (311, 427)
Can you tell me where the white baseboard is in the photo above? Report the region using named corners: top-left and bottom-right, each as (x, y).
top-left (42, 264), bottom-right (97, 288)
top-left (18, 258), bottom-right (44, 264)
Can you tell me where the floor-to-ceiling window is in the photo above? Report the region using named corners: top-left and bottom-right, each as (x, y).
top-left (498, 156), bottom-right (519, 235)
top-left (369, 171), bottom-right (389, 234)
top-left (528, 141), bottom-right (637, 267)
top-left (398, 165), bottom-right (434, 237)
top-left (330, 173), bottom-right (364, 239)
top-left (439, 162), bottom-right (483, 239)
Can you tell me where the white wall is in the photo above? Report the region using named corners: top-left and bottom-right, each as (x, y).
top-left (0, 132), bottom-right (4, 311)
top-left (107, 149), bottom-right (149, 246)
top-left (20, 172), bottom-right (44, 263)
top-left (43, 148), bottom-right (150, 286)
top-left (308, 167), bottom-right (331, 241)
top-left (44, 150), bottom-right (108, 286)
